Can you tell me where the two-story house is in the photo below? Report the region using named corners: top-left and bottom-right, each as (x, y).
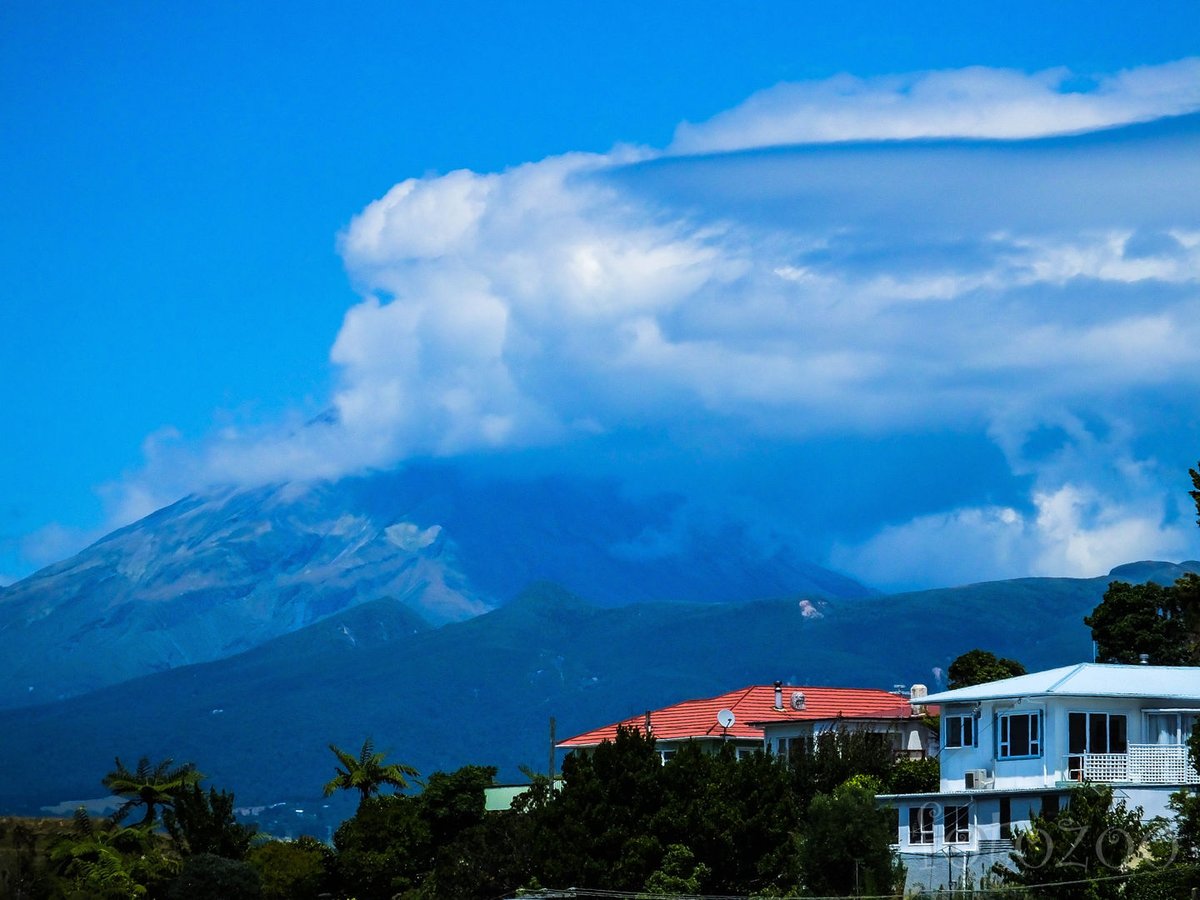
top-left (878, 663), bottom-right (1200, 892)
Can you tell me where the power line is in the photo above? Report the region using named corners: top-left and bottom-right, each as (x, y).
top-left (510, 861), bottom-right (1196, 899)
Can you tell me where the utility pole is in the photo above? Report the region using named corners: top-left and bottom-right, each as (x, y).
top-left (548, 716), bottom-right (557, 786)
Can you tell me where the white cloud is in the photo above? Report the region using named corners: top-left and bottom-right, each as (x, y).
top-left (19, 522), bottom-right (106, 570)
top-left (832, 484), bottom-right (1193, 592)
top-left (84, 60), bottom-right (1200, 588)
top-left (671, 59), bottom-right (1200, 153)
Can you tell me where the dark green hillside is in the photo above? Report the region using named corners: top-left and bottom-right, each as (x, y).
top-left (0, 464), bottom-right (876, 711)
top-left (1, 563), bottom-right (1196, 815)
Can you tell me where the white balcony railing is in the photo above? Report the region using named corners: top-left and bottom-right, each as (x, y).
top-left (1067, 744), bottom-right (1200, 785)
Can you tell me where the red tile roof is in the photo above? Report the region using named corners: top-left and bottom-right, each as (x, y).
top-left (557, 684), bottom-right (926, 748)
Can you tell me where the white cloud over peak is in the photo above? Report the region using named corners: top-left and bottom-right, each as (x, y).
top-left (96, 59), bottom-right (1200, 589)
top-left (671, 58), bottom-right (1200, 153)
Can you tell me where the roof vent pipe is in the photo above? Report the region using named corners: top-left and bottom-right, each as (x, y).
top-left (1139, 653), bottom-right (1150, 665)
top-left (774, 681), bottom-right (783, 710)
top-left (645, 710), bottom-right (652, 733)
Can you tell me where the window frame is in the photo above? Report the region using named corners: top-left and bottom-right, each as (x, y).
top-left (944, 805), bottom-right (970, 844)
top-left (908, 805), bottom-right (935, 845)
top-left (943, 712), bottom-right (977, 749)
top-left (778, 735), bottom-right (809, 763)
top-left (1067, 711), bottom-right (1127, 755)
top-left (1145, 711), bottom-right (1199, 746)
top-left (997, 710), bottom-right (1042, 759)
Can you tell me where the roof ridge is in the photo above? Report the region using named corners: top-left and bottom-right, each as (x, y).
top-left (729, 685), bottom-right (758, 709)
top-left (1046, 662), bottom-right (1088, 693)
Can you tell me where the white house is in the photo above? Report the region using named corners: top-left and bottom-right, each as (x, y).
top-left (878, 663), bottom-right (1200, 892)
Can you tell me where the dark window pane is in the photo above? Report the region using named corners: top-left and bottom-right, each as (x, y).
top-left (945, 805), bottom-right (969, 843)
top-left (947, 718), bottom-right (962, 747)
top-left (1090, 713), bottom-right (1108, 754)
top-left (1110, 715), bottom-right (1127, 753)
top-left (1069, 712), bottom-right (1086, 754)
top-left (1010, 715), bottom-right (1030, 755)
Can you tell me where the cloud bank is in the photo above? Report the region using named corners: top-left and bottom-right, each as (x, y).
top-left (671, 58), bottom-right (1200, 152)
top-left (107, 60), bottom-right (1200, 589)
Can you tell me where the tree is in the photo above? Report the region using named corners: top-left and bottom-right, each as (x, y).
top-left (102, 756), bottom-right (203, 826)
top-left (1085, 464), bottom-right (1200, 666)
top-left (249, 837), bottom-right (332, 900)
top-left (331, 793), bottom-right (430, 900)
top-left (535, 725), bottom-right (667, 892)
top-left (641, 843), bottom-right (711, 897)
top-left (323, 737), bottom-right (420, 807)
top-left (996, 784), bottom-right (1147, 900)
top-left (163, 783), bottom-right (257, 860)
top-left (1085, 575), bottom-right (1199, 665)
top-left (795, 775), bottom-right (904, 897)
top-left (49, 807), bottom-right (180, 899)
top-left (947, 648), bottom-right (1026, 689)
top-left (1190, 460), bottom-right (1200, 526)
top-left (167, 853), bottom-right (262, 900)
top-left (1168, 720), bottom-right (1200, 862)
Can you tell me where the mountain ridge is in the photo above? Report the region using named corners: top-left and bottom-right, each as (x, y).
top-left (2, 561), bottom-right (1195, 815)
top-left (0, 464), bottom-right (873, 709)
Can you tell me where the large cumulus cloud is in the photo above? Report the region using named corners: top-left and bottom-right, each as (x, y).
top-left (110, 60), bottom-right (1200, 588)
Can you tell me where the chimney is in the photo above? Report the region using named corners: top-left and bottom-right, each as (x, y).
top-left (909, 684), bottom-right (928, 715)
top-left (644, 710), bottom-right (652, 733)
top-left (774, 681), bottom-right (783, 710)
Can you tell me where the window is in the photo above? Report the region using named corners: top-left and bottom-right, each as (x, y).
top-left (779, 736), bottom-right (809, 762)
top-left (944, 714), bottom-right (976, 748)
top-left (1147, 712), bottom-right (1198, 745)
top-left (909, 806), bottom-right (934, 845)
top-left (1041, 793), bottom-right (1059, 820)
top-left (998, 711), bottom-right (1041, 758)
top-left (944, 805), bottom-right (970, 844)
top-left (1068, 712), bottom-right (1127, 755)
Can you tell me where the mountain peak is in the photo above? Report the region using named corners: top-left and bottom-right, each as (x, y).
top-left (1106, 560), bottom-right (1200, 583)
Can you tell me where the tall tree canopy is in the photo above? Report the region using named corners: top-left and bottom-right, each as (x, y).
top-left (102, 756), bottom-right (202, 826)
top-left (996, 784), bottom-right (1147, 900)
top-left (947, 648), bottom-right (1026, 689)
top-left (1190, 461), bottom-right (1200, 526)
top-left (323, 737), bottom-right (420, 807)
top-left (1085, 575), bottom-right (1199, 665)
top-left (1085, 463), bottom-right (1200, 665)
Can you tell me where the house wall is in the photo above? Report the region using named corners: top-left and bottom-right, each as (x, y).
top-left (656, 737), bottom-right (762, 763)
top-left (938, 696), bottom-right (1198, 792)
top-left (884, 676), bottom-right (1200, 894)
top-left (763, 719), bottom-right (934, 759)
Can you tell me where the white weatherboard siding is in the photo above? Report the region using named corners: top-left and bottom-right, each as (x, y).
top-left (878, 664), bottom-right (1200, 893)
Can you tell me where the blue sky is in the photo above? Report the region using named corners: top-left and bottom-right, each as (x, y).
top-left (3, 2), bottom-right (1200, 588)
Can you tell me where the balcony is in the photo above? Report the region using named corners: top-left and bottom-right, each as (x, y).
top-left (1067, 744), bottom-right (1200, 785)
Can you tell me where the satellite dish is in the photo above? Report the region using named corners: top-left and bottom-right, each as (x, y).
top-left (790, 691), bottom-right (806, 711)
top-left (717, 708), bottom-right (736, 729)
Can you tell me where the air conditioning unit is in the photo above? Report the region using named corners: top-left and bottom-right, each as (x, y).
top-left (964, 768), bottom-right (992, 789)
